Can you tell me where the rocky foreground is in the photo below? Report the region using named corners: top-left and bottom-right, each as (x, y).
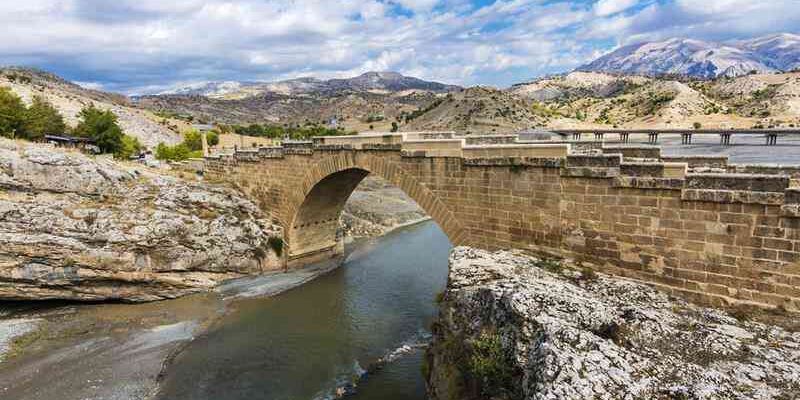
top-left (0, 138), bottom-right (282, 302)
top-left (427, 247), bottom-right (800, 400)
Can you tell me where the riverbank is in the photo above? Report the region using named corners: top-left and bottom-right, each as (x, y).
top-left (0, 260), bottom-right (342, 400)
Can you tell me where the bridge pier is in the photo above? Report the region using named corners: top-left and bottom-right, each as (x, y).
top-left (286, 242), bottom-right (345, 270)
top-left (766, 134), bottom-right (778, 146)
top-left (681, 133), bottom-right (693, 145)
top-left (720, 133), bottom-right (732, 146)
top-left (619, 132), bottom-right (629, 143)
top-left (648, 132), bottom-right (659, 144)
top-left (572, 132), bottom-right (582, 141)
top-left (594, 132), bottom-right (604, 141)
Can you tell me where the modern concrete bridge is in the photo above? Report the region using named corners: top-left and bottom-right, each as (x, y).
top-left (201, 132), bottom-right (800, 311)
top-left (550, 129), bottom-right (800, 145)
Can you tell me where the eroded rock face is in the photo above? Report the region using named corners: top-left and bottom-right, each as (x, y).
top-left (427, 247), bottom-right (800, 400)
top-left (0, 139), bottom-right (282, 302)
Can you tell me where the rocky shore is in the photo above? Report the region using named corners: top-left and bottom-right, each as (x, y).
top-left (427, 247), bottom-right (800, 400)
top-left (0, 138), bottom-right (283, 302)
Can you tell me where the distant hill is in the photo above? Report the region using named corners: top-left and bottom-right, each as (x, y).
top-left (154, 71), bottom-right (460, 100)
top-left (0, 67), bottom-right (182, 148)
top-left (579, 33), bottom-right (800, 79)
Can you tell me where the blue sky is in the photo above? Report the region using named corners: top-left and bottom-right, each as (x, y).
top-left (1, 0), bottom-right (798, 94)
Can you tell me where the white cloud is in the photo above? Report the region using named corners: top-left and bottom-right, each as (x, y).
top-left (0, 0), bottom-right (796, 92)
top-left (594, 0), bottom-right (638, 17)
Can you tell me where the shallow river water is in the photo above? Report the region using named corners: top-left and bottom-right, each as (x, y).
top-left (156, 220), bottom-right (451, 400)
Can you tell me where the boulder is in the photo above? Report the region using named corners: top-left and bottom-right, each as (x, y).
top-left (427, 246), bottom-right (800, 399)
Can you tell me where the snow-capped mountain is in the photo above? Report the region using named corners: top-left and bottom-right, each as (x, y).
top-left (738, 33), bottom-right (800, 72)
top-left (157, 81), bottom-right (250, 97)
top-left (154, 72), bottom-right (459, 99)
top-left (579, 33), bottom-right (800, 78)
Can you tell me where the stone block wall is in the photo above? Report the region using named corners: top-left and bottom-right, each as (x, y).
top-left (205, 145), bottom-right (800, 311)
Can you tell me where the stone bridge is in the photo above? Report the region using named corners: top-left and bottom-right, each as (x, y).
top-left (202, 132), bottom-right (800, 311)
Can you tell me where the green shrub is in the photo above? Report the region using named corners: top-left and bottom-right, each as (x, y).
top-left (536, 258), bottom-right (563, 274)
top-left (73, 105), bottom-right (124, 154)
top-left (0, 87), bottom-right (26, 137)
top-left (155, 142), bottom-right (192, 161)
top-left (20, 96), bottom-right (66, 140)
top-left (207, 130), bottom-right (220, 146)
top-left (182, 129), bottom-right (203, 151)
top-left (115, 134), bottom-right (143, 159)
top-left (468, 331), bottom-right (517, 398)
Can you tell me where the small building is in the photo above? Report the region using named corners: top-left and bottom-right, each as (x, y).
top-left (44, 135), bottom-right (100, 153)
top-left (192, 124), bottom-right (216, 133)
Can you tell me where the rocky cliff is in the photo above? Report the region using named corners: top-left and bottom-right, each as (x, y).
top-left (0, 138), bottom-right (282, 302)
top-left (427, 247), bottom-right (800, 400)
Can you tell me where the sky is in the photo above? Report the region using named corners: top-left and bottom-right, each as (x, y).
top-left (0, 0), bottom-right (798, 94)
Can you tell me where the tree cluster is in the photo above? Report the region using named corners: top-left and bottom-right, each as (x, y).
top-left (0, 87), bottom-right (66, 141)
top-left (0, 87), bottom-right (141, 159)
top-left (155, 129), bottom-right (205, 161)
top-left (227, 123), bottom-right (354, 140)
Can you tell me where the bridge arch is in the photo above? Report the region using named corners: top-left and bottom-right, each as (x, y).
top-left (282, 152), bottom-right (464, 267)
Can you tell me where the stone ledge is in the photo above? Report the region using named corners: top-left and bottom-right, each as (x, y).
top-left (681, 189), bottom-right (785, 205)
top-left (728, 164), bottom-right (800, 178)
top-left (462, 157), bottom-right (563, 168)
top-left (401, 150), bottom-right (429, 158)
top-left (566, 154), bottom-right (622, 168)
top-left (314, 144), bottom-right (354, 151)
top-left (284, 148), bottom-right (314, 155)
top-left (613, 176), bottom-right (684, 190)
top-left (561, 166), bottom-right (620, 178)
top-left (781, 204), bottom-right (800, 218)
top-left (686, 173), bottom-right (790, 192)
top-left (662, 155), bottom-right (729, 169)
top-left (602, 145), bottom-right (661, 159)
top-left (361, 143), bottom-right (402, 151)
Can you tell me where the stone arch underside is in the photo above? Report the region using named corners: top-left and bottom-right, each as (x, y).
top-left (283, 153), bottom-right (465, 266)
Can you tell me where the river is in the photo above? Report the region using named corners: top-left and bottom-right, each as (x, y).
top-left (156, 220), bottom-right (452, 400)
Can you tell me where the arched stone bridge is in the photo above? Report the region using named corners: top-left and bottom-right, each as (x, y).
top-left (202, 132), bottom-right (800, 311)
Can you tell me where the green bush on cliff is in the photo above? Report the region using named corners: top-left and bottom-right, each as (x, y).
top-left (468, 331), bottom-right (517, 398)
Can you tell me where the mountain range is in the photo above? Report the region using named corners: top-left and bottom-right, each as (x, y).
top-left (579, 33), bottom-right (800, 79)
top-left (155, 71), bottom-right (459, 99)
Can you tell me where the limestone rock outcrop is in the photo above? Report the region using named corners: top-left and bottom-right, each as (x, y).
top-left (0, 139), bottom-right (282, 302)
top-left (427, 247), bottom-right (800, 400)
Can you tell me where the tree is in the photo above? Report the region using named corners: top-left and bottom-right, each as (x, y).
top-left (182, 129), bottom-right (203, 151)
top-left (73, 105), bottom-right (124, 154)
top-left (155, 142), bottom-right (191, 161)
top-left (0, 87), bottom-right (26, 138)
top-left (116, 135), bottom-right (143, 159)
top-left (693, 122), bottom-right (702, 129)
top-left (207, 130), bottom-right (220, 146)
top-left (20, 96), bottom-right (66, 141)
top-left (391, 121), bottom-right (399, 132)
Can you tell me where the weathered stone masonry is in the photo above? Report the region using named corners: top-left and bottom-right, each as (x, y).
top-left (204, 139), bottom-right (800, 311)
